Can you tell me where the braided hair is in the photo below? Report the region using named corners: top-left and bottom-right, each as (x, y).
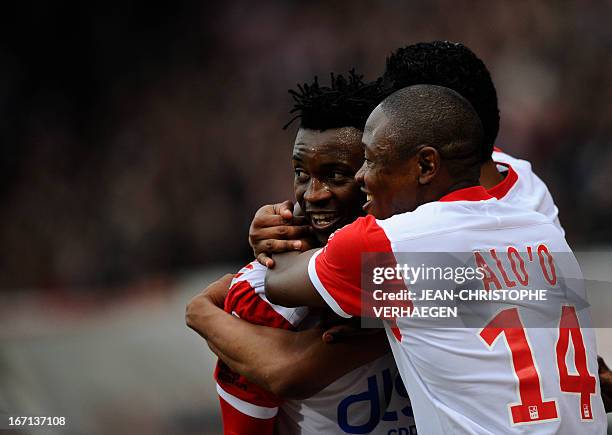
top-left (284, 69), bottom-right (384, 132)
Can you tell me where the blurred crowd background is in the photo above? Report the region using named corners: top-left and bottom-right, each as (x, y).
top-left (1, 1), bottom-right (612, 434)
top-left (2, 0), bottom-right (611, 290)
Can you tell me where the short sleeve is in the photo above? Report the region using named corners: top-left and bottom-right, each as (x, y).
top-left (214, 261), bottom-right (303, 418)
top-left (218, 394), bottom-right (275, 434)
top-left (308, 216), bottom-right (393, 318)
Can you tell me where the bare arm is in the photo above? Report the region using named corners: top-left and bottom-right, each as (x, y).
top-left (186, 277), bottom-right (389, 399)
top-left (264, 250), bottom-right (327, 308)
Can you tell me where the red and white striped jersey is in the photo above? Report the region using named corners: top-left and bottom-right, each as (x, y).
top-left (308, 185), bottom-right (606, 434)
top-left (214, 262), bottom-right (305, 432)
top-left (215, 261), bottom-right (416, 435)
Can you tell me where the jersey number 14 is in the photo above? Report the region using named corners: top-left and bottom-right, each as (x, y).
top-left (479, 305), bottom-right (596, 425)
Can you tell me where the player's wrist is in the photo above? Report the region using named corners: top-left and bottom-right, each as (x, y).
top-left (185, 293), bottom-right (222, 337)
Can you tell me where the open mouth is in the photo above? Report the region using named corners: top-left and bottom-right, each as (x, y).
top-left (362, 192), bottom-right (373, 212)
top-left (309, 213), bottom-right (342, 230)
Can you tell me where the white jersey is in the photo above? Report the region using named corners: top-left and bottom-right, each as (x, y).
top-left (308, 185), bottom-right (606, 434)
top-left (216, 261), bottom-right (416, 435)
top-left (492, 149), bottom-right (564, 235)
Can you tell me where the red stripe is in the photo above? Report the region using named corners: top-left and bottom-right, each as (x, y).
top-left (218, 396), bottom-right (275, 434)
top-left (314, 216), bottom-right (396, 317)
top-left (439, 185), bottom-right (493, 202)
top-left (214, 267), bottom-right (300, 411)
top-left (215, 360), bottom-right (282, 408)
top-left (487, 163), bottom-right (519, 200)
top-left (225, 280), bottom-right (294, 330)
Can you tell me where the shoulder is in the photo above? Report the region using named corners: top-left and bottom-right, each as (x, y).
top-left (382, 197), bottom-right (556, 246)
top-left (225, 261), bottom-right (266, 313)
top-left (329, 215), bottom-right (379, 238)
top-left (492, 148), bottom-right (530, 168)
top-left (376, 201), bottom-right (476, 244)
top-left (231, 261), bottom-right (267, 291)
top-left (492, 149), bottom-right (561, 224)
top-left (492, 149), bottom-right (539, 185)
top-left (227, 260), bottom-right (308, 328)
top-left (324, 215), bottom-right (392, 254)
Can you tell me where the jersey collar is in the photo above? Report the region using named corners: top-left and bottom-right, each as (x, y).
top-left (487, 162), bottom-right (518, 200)
top-left (439, 185), bottom-right (494, 202)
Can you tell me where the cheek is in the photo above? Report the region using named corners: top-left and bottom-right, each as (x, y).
top-left (362, 168), bottom-right (374, 185)
top-left (334, 184), bottom-right (362, 206)
top-left (366, 170), bottom-right (384, 192)
top-left (294, 182), bottom-right (306, 202)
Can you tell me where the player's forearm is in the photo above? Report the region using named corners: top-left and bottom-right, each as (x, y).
top-left (189, 299), bottom-right (267, 367)
top-left (188, 297), bottom-right (304, 393)
top-left (212, 323), bottom-right (389, 400)
top-left (189, 292), bottom-right (391, 400)
top-left (274, 328), bottom-right (392, 399)
top-left (264, 249), bottom-right (324, 307)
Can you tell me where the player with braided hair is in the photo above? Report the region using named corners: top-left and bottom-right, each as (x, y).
top-left (189, 41), bottom-right (609, 434)
top-left (187, 71), bottom-right (415, 434)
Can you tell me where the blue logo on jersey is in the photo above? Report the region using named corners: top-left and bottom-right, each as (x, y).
top-left (337, 368), bottom-right (413, 434)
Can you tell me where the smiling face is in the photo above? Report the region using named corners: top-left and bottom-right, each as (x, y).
top-left (355, 85), bottom-right (484, 220)
top-left (356, 106), bottom-right (422, 219)
top-left (292, 127), bottom-right (366, 244)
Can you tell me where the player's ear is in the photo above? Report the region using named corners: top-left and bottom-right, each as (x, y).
top-left (416, 146), bottom-right (439, 185)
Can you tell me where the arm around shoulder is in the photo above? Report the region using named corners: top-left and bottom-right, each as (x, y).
top-left (264, 249), bottom-right (324, 308)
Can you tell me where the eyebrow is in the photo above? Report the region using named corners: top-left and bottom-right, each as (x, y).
top-left (292, 142), bottom-right (310, 161)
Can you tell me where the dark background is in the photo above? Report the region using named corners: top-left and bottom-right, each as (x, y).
top-left (1, 1), bottom-right (611, 290)
top-left (1, 3), bottom-right (611, 434)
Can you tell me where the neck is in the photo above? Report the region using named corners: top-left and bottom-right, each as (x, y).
top-left (479, 158), bottom-right (504, 189)
top-left (415, 178), bottom-right (479, 210)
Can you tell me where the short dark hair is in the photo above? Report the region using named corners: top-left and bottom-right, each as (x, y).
top-left (284, 69), bottom-right (383, 132)
top-left (383, 41), bottom-right (499, 162)
top-left (379, 84), bottom-right (484, 182)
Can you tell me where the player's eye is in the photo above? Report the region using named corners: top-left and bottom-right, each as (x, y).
top-left (364, 158), bottom-right (375, 168)
top-left (294, 169), bottom-right (310, 182)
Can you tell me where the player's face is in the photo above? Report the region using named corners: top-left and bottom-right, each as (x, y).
top-left (292, 127), bottom-right (366, 244)
top-left (356, 106), bottom-right (420, 219)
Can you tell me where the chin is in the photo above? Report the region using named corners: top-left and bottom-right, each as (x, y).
top-left (335, 215), bottom-right (358, 231)
top-left (316, 232), bottom-right (332, 245)
top-left (372, 209), bottom-right (391, 220)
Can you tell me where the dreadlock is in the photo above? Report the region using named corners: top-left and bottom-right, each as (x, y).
top-left (383, 41), bottom-right (499, 162)
top-left (284, 69), bottom-right (384, 132)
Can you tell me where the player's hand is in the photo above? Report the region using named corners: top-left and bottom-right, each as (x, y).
top-left (598, 356), bottom-right (612, 412)
top-left (185, 274), bottom-right (233, 332)
top-left (249, 201), bottom-right (315, 268)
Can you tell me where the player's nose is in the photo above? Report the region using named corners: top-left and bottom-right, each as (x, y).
top-left (304, 178), bottom-right (332, 203)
